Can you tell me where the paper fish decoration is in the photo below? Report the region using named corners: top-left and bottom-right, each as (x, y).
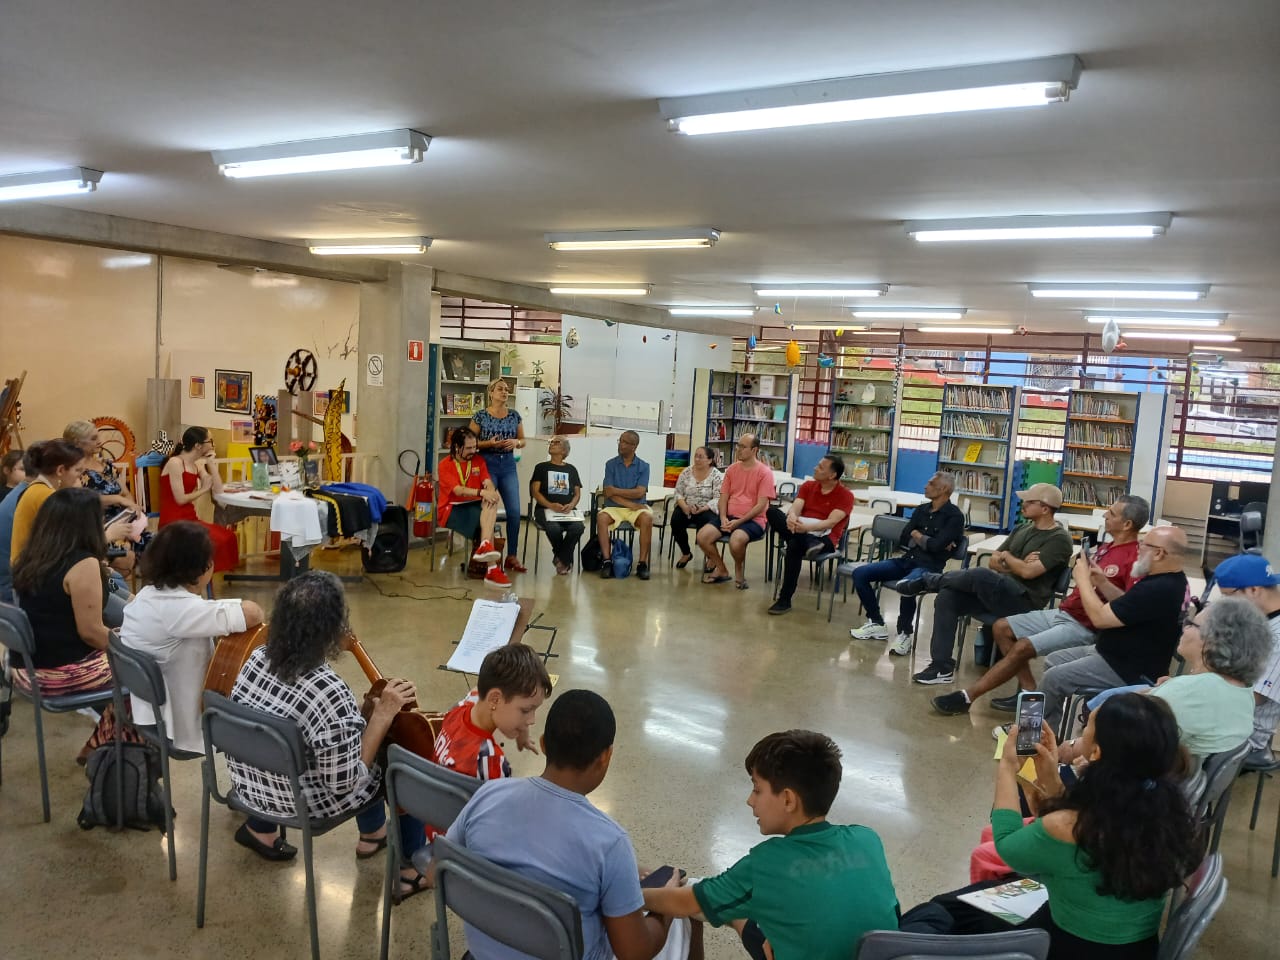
top-left (748, 335), bottom-right (757, 350)
top-left (785, 340), bottom-right (801, 366)
top-left (834, 328), bottom-right (844, 337)
top-left (662, 334), bottom-right (672, 341)
top-left (817, 353), bottom-right (835, 368)
top-left (1101, 318), bottom-right (1120, 353)
top-left (773, 303), bottom-right (782, 315)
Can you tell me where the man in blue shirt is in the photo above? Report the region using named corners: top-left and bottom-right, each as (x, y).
top-left (597, 431), bottom-right (653, 580)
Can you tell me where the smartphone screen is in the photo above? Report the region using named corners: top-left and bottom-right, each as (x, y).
top-left (1015, 692), bottom-right (1046, 756)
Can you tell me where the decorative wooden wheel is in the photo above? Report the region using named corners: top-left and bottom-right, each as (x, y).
top-left (284, 349), bottom-right (318, 394)
top-left (92, 416), bottom-right (137, 463)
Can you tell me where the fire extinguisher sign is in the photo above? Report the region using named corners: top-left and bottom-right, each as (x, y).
top-left (407, 339), bottom-right (425, 363)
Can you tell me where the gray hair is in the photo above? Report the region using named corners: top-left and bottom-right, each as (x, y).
top-left (1116, 494), bottom-right (1150, 531)
top-left (620, 430), bottom-right (640, 444)
top-left (550, 436), bottom-right (571, 455)
top-left (1200, 596), bottom-right (1272, 686)
top-left (932, 471), bottom-right (956, 494)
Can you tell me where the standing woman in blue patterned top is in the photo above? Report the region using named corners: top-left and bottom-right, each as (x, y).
top-left (470, 378), bottom-right (526, 573)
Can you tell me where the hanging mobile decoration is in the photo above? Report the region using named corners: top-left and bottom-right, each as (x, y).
top-left (1100, 319), bottom-right (1121, 354)
top-left (774, 303), bottom-right (782, 315)
top-left (748, 334), bottom-right (757, 351)
top-left (785, 340), bottom-right (801, 366)
top-left (565, 327), bottom-right (580, 348)
top-left (817, 353), bottom-right (835, 368)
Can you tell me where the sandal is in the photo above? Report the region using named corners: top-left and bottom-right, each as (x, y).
top-left (394, 870), bottom-right (432, 904)
top-left (735, 580), bottom-right (749, 590)
top-left (702, 573), bottom-right (733, 585)
top-left (355, 833), bottom-right (388, 860)
top-left (675, 554), bottom-right (693, 569)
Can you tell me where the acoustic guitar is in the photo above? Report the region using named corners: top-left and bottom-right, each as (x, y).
top-left (203, 623), bottom-right (268, 698)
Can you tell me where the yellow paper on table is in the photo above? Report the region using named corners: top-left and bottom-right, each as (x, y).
top-left (964, 441), bottom-right (983, 463)
top-left (992, 729), bottom-right (1039, 780)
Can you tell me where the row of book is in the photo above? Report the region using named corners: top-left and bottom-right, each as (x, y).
top-left (735, 399), bottom-right (788, 420)
top-left (733, 421), bottom-right (787, 444)
top-left (944, 386), bottom-right (1012, 412)
top-left (832, 430), bottom-right (889, 454)
top-left (441, 392), bottom-right (485, 416)
top-left (1066, 422), bottom-right (1134, 447)
top-left (833, 406), bottom-right (892, 429)
top-left (847, 459), bottom-right (888, 483)
top-left (942, 413), bottom-right (1010, 438)
top-left (1062, 479), bottom-right (1128, 507)
top-left (759, 451), bottom-right (785, 470)
top-left (954, 469), bottom-right (1002, 495)
top-left (939, 438), bottom-right (1007, 466)
top-left (1063, 451), bottom-right (1124, 477)
top-left (1069, 394), bottom-right (1128, 418)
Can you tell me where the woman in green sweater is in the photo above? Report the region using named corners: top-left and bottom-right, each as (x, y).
top-left (927, 694), bottom-right (1202, 958)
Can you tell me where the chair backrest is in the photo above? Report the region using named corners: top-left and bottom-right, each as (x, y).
top-left (869, 513), bottom-right (910, 545)
top-left (855, 928), bottom-right (1050, 960)
top-left (1240, 505), bottom-right (1265, 536)
top-left (869, 497), bottom-right (894, 514)
top-left (201, 690), bottom-right (308, 779)
top-left (385, 744), bottom-right (481, 834)
top-left (1195, 740), bottom-right (1251, 820)
top-left (777, 481), bottom-right (797, 501)
top-left (432, 834), bottom-right (583, 960)
top-left (0, 601), bottom-right (37, 662)
top-left (1159, 854), bottom-right (1227, 960)
top-left (107, 634), bottom-right (167, 709)
top-left (951, 535), bottom-right (969, 566)
top-left (1051, 562), bottom-right (1073, 602)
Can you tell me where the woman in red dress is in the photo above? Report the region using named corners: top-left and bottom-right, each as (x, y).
top-left (158, 426), bottom-right (239, 572)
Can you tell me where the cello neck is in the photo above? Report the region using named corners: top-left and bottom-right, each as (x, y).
top-left (344, 633), bottom-right (384, 685)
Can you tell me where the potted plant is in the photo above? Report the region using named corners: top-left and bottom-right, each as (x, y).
top-left (539, 388), bottom-right (574, 433)
top-left (500, 343), bottom-right (519, 376)
top-left (531, 360), bottom-right (546, 388)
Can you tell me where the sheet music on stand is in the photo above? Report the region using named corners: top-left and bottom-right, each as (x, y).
top-left (440, 597), bottom-right (559, 684)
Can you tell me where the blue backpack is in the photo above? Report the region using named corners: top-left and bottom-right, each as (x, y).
top-left (611, 537), bottom-right (633, 579)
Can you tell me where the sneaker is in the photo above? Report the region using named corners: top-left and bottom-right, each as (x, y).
top-left (472, 540), bottom-right (501, 564)
top-left (767, 600), bottom-right (792, 616)
top-left (890, 572), bottom-right (942, 597)
top-left (804, 541), bottom-right (829, 560)
top-left (484, 565), bottom-right (512, 588)
top-left (1243, 747), bottom-right (1278, 770)
top-left (912, 662), bottom-right (955, 685)
top-left (990, 692), bottom-right (1020, 713)
top-left (504, 556), bottom-right (528, 573)
top-left (636, 562), bottom-right (650, 581)
top-left (599, 563), bottom-right (614, 579)
top-left (932, 691), bottom-right (971, 715)
top-left (889, 632), bottom-right (914, 657)
top-left (849, 621), bottom-right (889, 641)
top-left (992, 722), bottom-right (1014, 741)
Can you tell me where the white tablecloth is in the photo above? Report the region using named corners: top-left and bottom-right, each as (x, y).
top-left (214, 489), bottom-right (329, 557)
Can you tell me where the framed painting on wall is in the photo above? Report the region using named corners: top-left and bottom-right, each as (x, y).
top-left (189, 376), bottom-right (205, 399)
top-left (230, 420), bottom-right (254, 444)
top-left (215, 369), bottom-right (252, 414)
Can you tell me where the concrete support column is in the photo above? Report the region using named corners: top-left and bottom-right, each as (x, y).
top-left (1264, 441), bottom-right (1280, 566)
top-left (357, 263), bottom-right (435, 504)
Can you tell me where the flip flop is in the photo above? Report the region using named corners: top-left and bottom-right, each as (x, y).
top-left (702, 574), bottom-right (732, 584)
top-left (675, 555), bottom-right (693, 569)
top-left (355, 834), bottom-right (388, 860)
top-left (393, 870), bottom-right (432, 905)
top-left (735, 580), bottom-right (749, 590)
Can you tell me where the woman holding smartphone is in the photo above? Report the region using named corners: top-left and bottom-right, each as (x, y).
top-left (159, 426), bottom-right (239, 573)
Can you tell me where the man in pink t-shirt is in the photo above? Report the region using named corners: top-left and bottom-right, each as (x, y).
top-left (697, 434), bottom-right (776, 588)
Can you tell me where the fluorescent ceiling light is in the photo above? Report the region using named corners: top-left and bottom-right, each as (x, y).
top-left (546, 229), bottom-right (720, 251)
top-left (1117, 331), bottom-right (1237, 342)
top-left (754, 284), bottom-right (888, 298)
top-left (0, 167), bottom-right (103, 202)
top-left (548, 285), bottom-right (651, 296)
top-left (918, 326), bottom-right (1015, 335)
top-left (1192, 345), bottom-right (1242, 353)
top-left (852, 308), bottom-right (967, 320)
top-left (212, 129), bottom-right (429, 179)
top-left (308, 236), bottom-right (431, 256)
top-left (857, 330), bottom-right (909, 336)
top-left (1029, 282), bottom-right (1208, 300)
top-left (906, 213), bottom-right (1172, 242)
top-left (1085, 311), bottom-right (1225, 328)
top-left (660, 55), bottom-right (1082, 135)
top-left (668, 306), bottom-right (756, 318)
top-left (786, 324), bottom-right (869, 331)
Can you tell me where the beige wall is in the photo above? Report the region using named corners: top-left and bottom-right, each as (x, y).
top-left (0, 235), bottom-right (359, 450)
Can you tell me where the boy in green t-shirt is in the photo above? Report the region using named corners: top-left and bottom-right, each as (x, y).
top-left (643, 730), bottom-right (900, 960)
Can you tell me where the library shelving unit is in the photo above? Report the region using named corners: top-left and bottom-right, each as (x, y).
top-left (425, 341), bottom-right (502, 464)
top-left (936, 383), bottom-right (1019, 531)
top-left (830, 371), bottom-right (899, 485)
top-left (690, 369), bottom-right (798, 472)
top-left (1059, 389), bottom-right (1141, 510)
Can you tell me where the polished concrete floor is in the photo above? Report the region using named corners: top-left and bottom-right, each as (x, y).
top-left (0, 532), bottom-right (1277, 959)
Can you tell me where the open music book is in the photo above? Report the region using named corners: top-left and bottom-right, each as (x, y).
top-left (543, 510), bottom-right (584, 523)
top-left (445, 599), bottom-right (523, 673)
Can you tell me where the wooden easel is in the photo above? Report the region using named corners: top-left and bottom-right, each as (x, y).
top-left (0, 371), bottom-right (26, 455)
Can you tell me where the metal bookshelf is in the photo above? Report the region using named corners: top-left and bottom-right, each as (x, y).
top-left (1059, 389), bottom-right (1141, 510)
top-left (830, 371), bottom-right (898, 485)
top-left (425, 341), bottom-right (502, 464)
top-left (690, 369), bottom-right (798, 472)
top-left (937, 383), bottom-right (1019, 531)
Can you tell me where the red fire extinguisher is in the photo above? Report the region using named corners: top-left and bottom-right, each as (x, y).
top-left (399, 451), bottom-right (435, 538)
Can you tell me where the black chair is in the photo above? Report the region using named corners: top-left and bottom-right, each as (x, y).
top-left (379, 744), bottom-right (482, 960)
top-left (0, 602), bottom-right (116, 822)
top-left (1239, 500), bottom-right (1266, 553)
top-left (1159, 853), bottom-right (1227, 960)
top-left (431, 834), bottom-right (584, 960)
top-left (197, 691), bottom-right (369, 960)
top-left (958, 563), bottom-right (1073, 668)
top-left (855, 928), bottom-right (1049, 960)
top-left (523, 495), bottom-right (584, 574)
top-left (1239, 736), bottom-right (1280, 878)
top-left (826, 514), bottom-right (911, 622)
top-left (772, 527), bottom-right (850, 609)
top-left (1194, 739), bottom-right (1251, 855)
top-left (106, 635), bottom-right (202, 880)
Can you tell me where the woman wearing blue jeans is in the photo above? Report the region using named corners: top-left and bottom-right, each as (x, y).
top-left (470, 378), bottom-right (526, 573)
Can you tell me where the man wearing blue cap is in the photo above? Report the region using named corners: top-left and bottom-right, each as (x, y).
top-left (1214, 553), bottom-right (1280, 765)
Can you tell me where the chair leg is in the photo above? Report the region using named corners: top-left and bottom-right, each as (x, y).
top-left (1249, 771), bottom-right (1267, 830)
top-left (196, 769), bottom-right (211, 928)
top-left (159, 744), bottom-right (177, 881)
top-left (32, 701), bottom-right (50, 823)
top-left (302, 825), bottom-right (321, 960)
top-left (380, 820), bottom-right (397, 960)
top-left (1272, 794), bottom-right (1280, 878)
top-left (1210, 783), bottom-right (1236, 855)
top-left (827, 572), bottom-right (840, 623)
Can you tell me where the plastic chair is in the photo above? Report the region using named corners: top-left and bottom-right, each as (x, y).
top-left (772, 527), bottom-right (850, 609)
top-left (379, 744), bottom-right (482, 960)
top-left (826, 514), bottom-right (911, 622)
top-left (855, 927), bottom-right (1049, 960)
top-left (430, 834), bottom-right (584, 960)
top-left (1194, 739), bottom-right (1251, 855)
top-left (1239, 738), bottom-right (1280, 878)
top-left (106, 635), bottom-right (201, 880)
top-left (1158, 854), bottom-right (1227, 960)
top-left (0, 602), bottom-right (116, 822)
top-left (197, 691), bottom-right (367, 960)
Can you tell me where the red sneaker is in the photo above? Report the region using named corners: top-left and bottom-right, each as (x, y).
top-left (504, 556), bottom-right (527, 573)
top-left (472, 540), bottom-right (501, 563)
top-left (484, 565), bottom-right (512, 588)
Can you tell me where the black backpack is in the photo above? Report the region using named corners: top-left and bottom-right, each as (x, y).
top-left (362, 505), bottom-right (409, 573)
top-left (77, 742), bottom-right (169, 833)
top-left (580, 538), bottom-right (603, 572)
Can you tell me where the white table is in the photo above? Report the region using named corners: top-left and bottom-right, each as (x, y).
top-left (850, 488), bottom-right (928, 511)
top-left (214, 488), bottom-right (331, 582)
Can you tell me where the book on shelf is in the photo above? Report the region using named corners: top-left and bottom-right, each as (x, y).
top-left (851, 459), bottom-right (871, 481)
top-left (963, 442), bottom-right (983, 463)
top-left (1070, 393), bottom-right (1126, 418)
top-left (1066, 422), bottom-right (1134, 447)
top-left (946, 385), bottom-right (1012, 412)
top-left (773, 402), bottom-right (787, 420)
top-left (757, 374), bottom-right (776, 396)
top-left (474, 358), bottom-right (491, 381)
top-left (1062, 478), bottom-right (1128, 507)
top-left (1064, 451), bottom-right (1121, 476)
top-left (942, 413), bottom-right (1010, 439)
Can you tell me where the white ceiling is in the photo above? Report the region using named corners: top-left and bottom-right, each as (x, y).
top-left (2, 0), bottom-right (1278, 337)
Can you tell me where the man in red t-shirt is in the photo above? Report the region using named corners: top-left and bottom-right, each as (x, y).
top-left (766, 454), bottom-right (855, 615)
top-left (931, 495), bottom-right (1147, 716)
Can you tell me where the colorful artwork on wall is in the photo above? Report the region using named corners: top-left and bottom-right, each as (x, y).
top-left (314, 389), bottom-right (350, 417)
top-left (189, 376), bottom-right (205, 399)
top-left (214, 369), bottom-right (252, 414)
top-left (230, 420), bottom-right (254, 444)
top-left (252, 394), bottom-right (278, 446)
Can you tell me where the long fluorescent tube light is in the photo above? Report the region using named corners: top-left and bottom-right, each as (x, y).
top-left (660, 55), bottom-right (1082, 135)
top-left (1085, 311), bottom-right (1225, 328)
top-left (0, 167), bottom-right (103, 202)
top-left (754, 284), bottom-right (888, 298)
top-left (1029, 282), bottom-right (1209, 300)
top-left (549, 285), bottom-right (651, 296)
top-left (918, 326), bottom-right (1015, 335)
top-left (786, 324), bottom-right (869, 331)
top-left (308, 237), bottom-right (431, 256)
top-left (668, 306), bottom-right (756, 318)
top-left (212, 129), bottom-right (429, 179)
top-left (546, 229), bottom-right (720, 251)
top-left (1117, 331), bottom-right (1237, 342)
top-left (1192, 346), bottom-right (1242, 353)
top-left (852, 308), bottom-right (967, 320)
top-left (907, 213), bottom-right (1172, 242)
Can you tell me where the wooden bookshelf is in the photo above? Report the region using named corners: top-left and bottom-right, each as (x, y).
top-left (937, 384), bottom-right (1018, 531)
top-left (1059, 390), bottom-right (1141, 509)
top-left (425, 341), bottom-right (502, 463)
